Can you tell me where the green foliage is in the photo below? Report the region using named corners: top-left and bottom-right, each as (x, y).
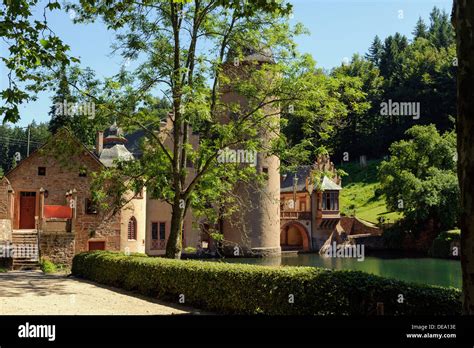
top-left (382, 222), bottom-right (407, 249)
top-left (67, 0), bottom-right (321, 258)
top-left (0, 267), bottom-right (7, 273)
top-left (285, 6), bottom-right (456, 163)
top-left (429, 230), bottom-right (460, 259)
top-left (40, 259), bottom-right (57, 274)
top-left (72, 251), bottom-right (461, 315)
top-left (0, 122), bottom-right (50, 173)
top-left (282, 63), bottom-right (370, 166)
top-left (40, 258), bottom-right (68, 273)
top-left (378, 125), bottom-right (459, 230)
top-left (184, 247), bottom-right (197, 254)
top-left (339, 159), bottom-right (402, 223)
top-left (0, 0), bottom-right (77, 123)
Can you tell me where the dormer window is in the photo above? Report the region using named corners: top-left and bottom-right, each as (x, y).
top-left (322, 191), bottom-right (339, 211)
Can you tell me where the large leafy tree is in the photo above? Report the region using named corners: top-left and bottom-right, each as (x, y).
top-left (69, 0), bottom-right (326, 259)
top-left (378, 125), bottom-right (459, 231)
top-left (453, 0), bottom-right (474, 315)
top-left (0, 0), bottom-right (76, 123)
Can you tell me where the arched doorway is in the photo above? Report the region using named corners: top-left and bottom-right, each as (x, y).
top-left (280, 222), bottom-right (310, 251)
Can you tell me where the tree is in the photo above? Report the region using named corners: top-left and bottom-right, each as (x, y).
top-left (48, 65), bottom-right (74, 134)
top-left (378, 125), bottom-right (459, 231)
top-left (0, 0), bottom-right (76, 123)
top-left (428, 7), bottom-right (454, 48)
top-left (452, 0), bottom-right (474, 314)
top-left (71, 0), bottom-right (320, 259)
top-left (331, 54), bottom-right (383, 159)
top-left (413, 17), bottom-right (428, 39)
top-left (0, 122), bottom-right (50, 173)
top-left (366, 35), bottom-right (383, 65)
top-left (379, 33), bottom-right (409, 83)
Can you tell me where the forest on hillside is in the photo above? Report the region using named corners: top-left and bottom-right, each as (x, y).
top-left (283, 7), bottom-right (455, 163)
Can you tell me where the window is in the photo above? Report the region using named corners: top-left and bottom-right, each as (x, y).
top-left (300, 201), bottom-right (306, 211)
top-left (151, 222), bottom-right (158, 240)
top-left (85, 198), bottom-right (98, 215)
top-left (38, 167), bottom-right (46, 176)
top-left (128, 217), bottom-right (137, 240)
top-left (322, 191), bottom-right (339, 211)
top-left (262, 167), bottom-right (269, 174)
top-left (159, 222), bottom-right (166, 240)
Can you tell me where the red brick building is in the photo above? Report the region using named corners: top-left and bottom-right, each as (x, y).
top-left (0, 130), bottom-right (129, 267)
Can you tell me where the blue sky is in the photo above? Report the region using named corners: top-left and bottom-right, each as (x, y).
top-left (2, 0), bottom-right (453, 127)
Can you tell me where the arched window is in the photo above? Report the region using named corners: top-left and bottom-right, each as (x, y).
top-left (128, 217), bottom-right (137, 240)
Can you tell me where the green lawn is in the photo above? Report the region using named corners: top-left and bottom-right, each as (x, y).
top-left (339, 159), bottom-right (402, 224)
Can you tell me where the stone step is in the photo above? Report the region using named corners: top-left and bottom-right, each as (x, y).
top-left (12, 264), bottom-right (40, 271)
top-left (12, 238), bottom-right (38, 243)
top-left (12, 256), bottom-right (40, 270)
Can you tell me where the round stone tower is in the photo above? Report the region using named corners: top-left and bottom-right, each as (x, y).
top-left (219, 47), bottom-right (281, 257)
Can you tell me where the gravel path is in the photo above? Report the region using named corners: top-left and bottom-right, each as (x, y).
top-left (0, 271), bottom-right (200, 315)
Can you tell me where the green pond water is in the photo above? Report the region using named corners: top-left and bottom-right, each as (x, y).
top-left (218, 253), bottom-right (461, 288)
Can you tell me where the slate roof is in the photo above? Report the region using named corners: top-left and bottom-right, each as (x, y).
top-left (280, 166), bottom-right (312, 193)
top-left (280, 166), bottom-right (342, 193)
top-left (99, 144), bottom-right (135, 167)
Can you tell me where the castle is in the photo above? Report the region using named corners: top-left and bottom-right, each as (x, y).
top-left (0, 50), bottom-right (350, 268)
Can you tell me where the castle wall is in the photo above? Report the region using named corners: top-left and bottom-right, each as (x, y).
top-left (219, 64), bottom-right (281, 257)
top-left (120, 188), bottom-right (147, 254)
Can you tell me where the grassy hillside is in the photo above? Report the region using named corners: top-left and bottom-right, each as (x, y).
top-left (339, 159), bottom-right (402, 224)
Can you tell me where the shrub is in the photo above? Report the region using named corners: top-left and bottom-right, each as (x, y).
top-left (40, 259), bottom-right (57, 273)
top-left (429, 230), bottom-right (461, 259)
top-left (72, 251), bottom-right (461, 315)
top-left (184, 247), bottom-right (197, 254)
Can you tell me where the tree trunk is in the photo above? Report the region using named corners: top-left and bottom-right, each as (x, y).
top-left (165, 200), bottom-right (184, 259)
top-left (453, 0), bottom-right (474, 314)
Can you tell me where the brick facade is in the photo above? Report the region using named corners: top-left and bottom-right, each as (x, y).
top-left (0, 177), bottom-right (12, 241)
top-left (39, 232), bottom-right (75, 265)
top-left (4, 134), bottom-right (121, 261)
top-left (0, 177), bottom-right (10, 220)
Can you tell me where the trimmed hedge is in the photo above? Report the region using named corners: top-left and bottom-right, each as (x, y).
top-left (72, 251), bottom-right (461, 315)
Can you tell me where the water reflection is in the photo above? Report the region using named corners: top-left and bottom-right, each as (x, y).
top-left (221, 253), bottom-right (461, 288)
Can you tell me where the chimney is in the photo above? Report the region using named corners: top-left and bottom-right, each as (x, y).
top-left (96, 131), bottom-right (104, 156)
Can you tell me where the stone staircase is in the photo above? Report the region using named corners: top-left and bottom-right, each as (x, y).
top-left (11, 230), bottom-right (40, 270)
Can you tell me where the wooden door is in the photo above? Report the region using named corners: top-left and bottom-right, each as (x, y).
top-left (19, 192), bottom-right (36, 229)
